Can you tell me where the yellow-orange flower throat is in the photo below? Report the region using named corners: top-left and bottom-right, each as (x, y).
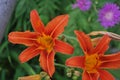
top-left (37, 34), bottom-right (54, 53)
top-left (85, 54), bottom-right (101, 73)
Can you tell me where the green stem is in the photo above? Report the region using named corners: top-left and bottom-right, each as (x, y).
top-left (62, 34), bottom-right (77, 41)
top-left (55, 63), bottom-right (67, 68)
top-left (92, 0), bottom-right (99, 13)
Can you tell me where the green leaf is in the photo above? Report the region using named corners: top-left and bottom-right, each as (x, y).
top-left (15, 0), bottom-right (27, 18)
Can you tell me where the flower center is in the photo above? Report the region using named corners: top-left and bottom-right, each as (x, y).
top-left (105, 12), bottom-right (113, 21)
top-left (85, 54), bottom-right (101, 73)
top-left (37, 34), bottom-right (54, 53)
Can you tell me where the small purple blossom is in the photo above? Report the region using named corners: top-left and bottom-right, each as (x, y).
top-left (98, 3), bottom-right (120, 28)
top-left (72, 0), bottom-right (92, 11)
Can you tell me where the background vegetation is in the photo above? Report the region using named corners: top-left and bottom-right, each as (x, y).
top-left (0, 0), bottom-right (120, 80)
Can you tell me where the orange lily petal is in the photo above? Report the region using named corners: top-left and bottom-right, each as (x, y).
top-left (45, 15), bottom-right (69, 38)
top-left (30, 10), bottom-right (45, 33)
top-left (39, 51), bottom-right (55, 77)
top-left (8, 31), bottom-right (38, 46)
top-left (93, 35), bottom-right (111, 55)
top-left (19, 46), bottom-right (40, 63)
top-left (89, 73), bottom-right (99, 80)
top-left (98, 70), bottom-right (115, 80)
top-left (66, 56), bottom-right (85, 68)
top-left (74, 30), bottom-right (93, 54)
top-left (39, 51), bottom-right (48, 73)
top-left (82, 71), bottom-right (99, 80)
top-left (47, 51), bottom-right (55, 77)
top-left (100, 60), bottom-right (120, 69)
top-left (99, 52), bottom-right (120, 69)
top-left (82, 71), bottom-right (91, 80)
top-left (100, 52), bottom-right (120, 62)
top-left (54, 39), bottom-right (74, 54)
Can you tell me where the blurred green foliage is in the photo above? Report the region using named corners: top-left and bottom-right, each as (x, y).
top-left (0, 0), bottom-right (120, 80)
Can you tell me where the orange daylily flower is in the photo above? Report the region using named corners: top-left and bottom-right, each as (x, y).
top-left (66, 30), bottom-right (120, 80)
top-left (8, 10), bottom-right (74, 77)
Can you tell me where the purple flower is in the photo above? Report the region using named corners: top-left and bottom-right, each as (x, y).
top-left (72, 0), bottom-right (92, 11)
top-left (98, 3), bottom-right (120, 28)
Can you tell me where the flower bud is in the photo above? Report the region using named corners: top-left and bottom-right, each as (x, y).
top-left (66, 68), bottom-right (74, 73)
top-left (44, 75), bottom-right (51, 80)
top-left (72, 76), bottom-right (78, 80)
top-left (73, 71), bottom-right (81, 77)
top-left (40, 71), bottom-right (47, 78)
top-left (66, 72), bottom-right (72, 77)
